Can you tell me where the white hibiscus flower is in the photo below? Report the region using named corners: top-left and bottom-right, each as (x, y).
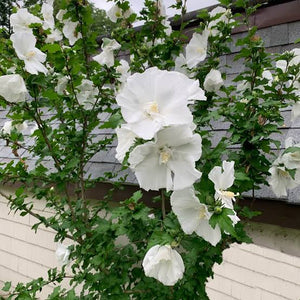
top-left (107, 4), bottom-right (134, 23)
top-left (55, 243), bottom-right (70, 266)
top-left (62, 20), bottom-right (82, 46)
top-left (171, 188), bottom-right (221, 246)
top-left (76, 79), bottom-right (99, 109)
top-left (10, 32), bottom-right (48, 75)
top-left (142, 245), bottom-right (185, 286)
top-left (208, 6), bottom-right (231, 36)
top-left (116, 67), bottom-right (205, 140)
top-left (115, 126), bottom-right (137, 163)
top-left (268, 157), bottom-right (300, 197)
top-left (10, 8), bottom-right (42, 33)
top-left (203, 69), bottom-right (224, 92)
top-left (128, 125), bottom-right (202, 191)
top-left (93, 38), bottom-right (121, 67)
top-left (208, 161), bottom-right (238, 209)
top-left (0, 74), bottom-right (28, 103)
top-left (185, 30), bottom-right (209, 69)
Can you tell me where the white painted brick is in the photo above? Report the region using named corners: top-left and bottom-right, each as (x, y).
top-left (223, 246), bottom-right (300, 285)
top-left (0, 265), bottom-right (31, 285)
top-left (0, 217), bottom-right (56, 251)
top-left (206, 274), bottom-right (232, 295)
top-left (17, 258), bottom-right (50, 279)
top-left (0, 234), bottom-right (56, 268)
top-left (213, 261), bottom-right (300, 299)
top-left (230, 281), bottom-right (261, 300)
top-left (206, 287), bottom-right (238, 300)
top-left (0, 249), bottom-right (18, 272)
top-left (237, 243), bottom-right (300, 268)
top-left (0, 206), bottom-right (31, 226)
top-left (260, 290), bottom-right (291, 300)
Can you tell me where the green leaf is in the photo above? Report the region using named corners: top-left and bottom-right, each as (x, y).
top-left (283, 146), bottom-right (300, 155)
top-left (210, 208), bottom-right (237, 237)
top-left (42, 43), bottom-right (61, 54)
top-left (2, 281), bottom-right (11, 292)
top-left (235, 172), bottom-right (251, 181)
top-left (100, 112), bottom-right (123, 129)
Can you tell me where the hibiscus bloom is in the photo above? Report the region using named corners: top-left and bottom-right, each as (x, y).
top-left (76, 79), bottom-right (99, 110)
top-left (115, 126), bottom-right (137, 163)
top-left (142, 245), bottom-right (185, 286)
top-left (171, 188), bottom-right (221, 246)
top-left (93, 38), bottom-right (121, 67)
top-left (0, 74), bottom-right (28, 103)
top-left (185, 30), bottom-right (209, 69)
top-left (10, 32), bottom-right (48, 75)
top-left (128, 125), bottom-right (202, 191)
top-left (268, 157), bottom-right (300, 197)
top-left (62, 20), bottom-right (82, 46)
top-left (208, 161), bottom-right (238, 209)
top-left (116, 67), bottom-right (205, 140)
top-left (107, 4), bottom-right (134, 23)
top-left (55, 243), bottom-right (70, 266)
top-left (10, 8), bottom-right (42, 33)
top-left (203, 69), bottom-right (224, 92)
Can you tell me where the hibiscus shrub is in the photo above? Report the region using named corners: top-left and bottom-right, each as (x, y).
top-left (0, 0), bottom-right (299, 299)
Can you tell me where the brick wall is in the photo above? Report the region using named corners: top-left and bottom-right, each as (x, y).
top-left (1, 186), bottom-right (300, 299)
top-left (0, 187), bottom-right (71, 298)
top-left (206, 243), bottom-right (300, 300)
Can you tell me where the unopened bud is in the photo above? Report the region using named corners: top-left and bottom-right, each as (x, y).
top-left (214, 206), bottom-right (222, 214)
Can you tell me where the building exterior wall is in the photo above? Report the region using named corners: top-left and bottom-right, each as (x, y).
top-left (1, 187), bottom-right (300, 299)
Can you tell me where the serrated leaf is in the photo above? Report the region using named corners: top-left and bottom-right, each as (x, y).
top-left (2, 281), bottom-right (11, 292)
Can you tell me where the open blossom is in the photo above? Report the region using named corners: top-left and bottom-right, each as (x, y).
top-left (208, 6), bottom-right (231, 36)
top-left (290, 48), bottom-right (300, 66)
top-left (185, 30), bottom-right (209, 68)
top-left (115, 126), bottom-right (137, 163)
top-left (76, 79), bottom-right (99, 109)
top-left (10, 8), bottom-right (42, 33)
top-left (128, 125), bottom-right (202, 191)
top-left (2, 121), bottom-right (28, 134)
top-left (142, 245), bottom-right (185, 286)
top-left (41, 2), bottom-right (55, 29)
top-left (268, 157), bottom-right (300, 197)
top-left (208, 161), bottom-right (237, 209)
top-left (203, 69), bottom-right (224, 92)
top-left (107, 4), bottom-right (134, 22)
top-left (56, 9), bottom-right (67, 22)
top-left (116, 59), bottom-right (130, 85)
top-left (62, 20), bottom-right (82, 46)
top-left (10, 32), bottom-right (48, 75)
top-left (116, 67), bottom-right (205, 140)
top-left (55, 76), bottom-right (69, 95)
top-left (93, 38), bottom-right (121, 67)
top-left (46, 29), bottom-right (63, 43)
top-left (0, 75), bottom-right (27, 103)
top-left (282, 146), bottom-right (300, 170)
top-left (55, 243), bottom-right (70, 265)
top-left (171, 188), bottom-right (221, 246)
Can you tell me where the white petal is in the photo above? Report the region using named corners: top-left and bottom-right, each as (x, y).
top-left (195, 221), bottom-right (221, 246)
top-left (142, 245), bottom-right (184, 286)
top-left (171, 188), bottom-right (203, 234)
top-left (0, 75), bottom-right (27, 102)
top-left (115, 126), bottom-right (137, 162)
top-left (128, 143), bottom-right (172, 191)
top-left (168, 158), bottom-right (202, 190)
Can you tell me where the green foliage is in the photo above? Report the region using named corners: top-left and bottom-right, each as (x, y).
top-left (0, 0), bottom-right (298, 299)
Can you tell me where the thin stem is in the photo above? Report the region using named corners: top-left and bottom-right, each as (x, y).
top-left (161, 188), bottom-right (166, 219)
